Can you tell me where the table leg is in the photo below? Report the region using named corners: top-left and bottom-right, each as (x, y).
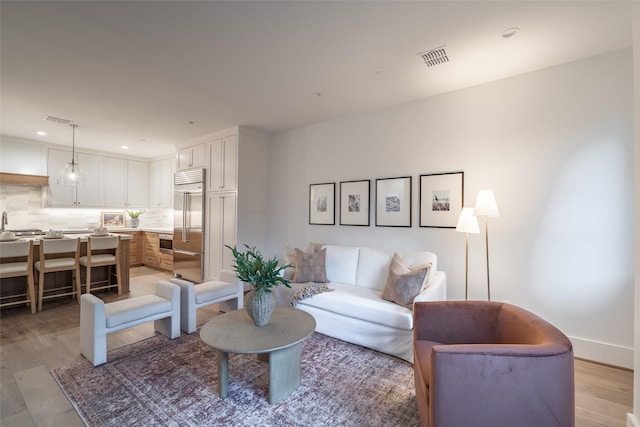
top-left (217, 350), bottom-right (229, 399)
top-left (268, 343), bottom-right (301, 404)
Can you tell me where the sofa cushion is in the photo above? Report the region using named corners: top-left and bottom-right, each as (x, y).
top-left (298, 283), bottom-right (413, 330)
top-left (397, 250), bottom-right (438, 276)
top-left (323, 245), bottom-right (360, 285)
top-left (293, 248), bottom-right (327, 283)
top-left (355, 247), bottom-right (394, 290)
top-left (105, 295), bottom-right (172, 328)
top-left (194, 281), bottom-right (238, 304)
top-left (382, 254), bottom-right (431, 307)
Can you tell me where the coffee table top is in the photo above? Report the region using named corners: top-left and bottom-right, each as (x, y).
top-left (200, 307), bottom-right (316, 354)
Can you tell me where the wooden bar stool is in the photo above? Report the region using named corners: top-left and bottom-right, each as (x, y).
top-left (34, 237), bottom-right (81, 312)
top-left (80, 235), bottom-right (122, 296)
top-left (0, 240), bottom-right (36, 313)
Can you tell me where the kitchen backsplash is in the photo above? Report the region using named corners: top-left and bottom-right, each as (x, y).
top-left (0, 184), bottom-right (173, 230)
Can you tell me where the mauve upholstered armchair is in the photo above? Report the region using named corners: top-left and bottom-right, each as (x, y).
top-left (413, 301), bottom-right (574, 427)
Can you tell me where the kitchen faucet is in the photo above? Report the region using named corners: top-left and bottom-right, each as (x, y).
top-left (1, 211), bottom-right (7, 232)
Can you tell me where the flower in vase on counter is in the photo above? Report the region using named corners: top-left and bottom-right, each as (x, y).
top-left (126, 210), bottom-right (144, 228)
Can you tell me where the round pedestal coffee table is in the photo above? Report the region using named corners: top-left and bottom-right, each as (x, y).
top-left (200, 307), bottom-right (316, 403)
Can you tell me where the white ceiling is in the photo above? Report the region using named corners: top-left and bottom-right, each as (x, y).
top-left (0, 1), bottom-right (633, 159)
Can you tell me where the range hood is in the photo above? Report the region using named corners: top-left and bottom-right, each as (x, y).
top-left (0, 172), bottom-right (49, 186)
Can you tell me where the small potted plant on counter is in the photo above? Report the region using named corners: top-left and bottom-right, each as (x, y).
top-left (125, 210), bottom-right (145, 228)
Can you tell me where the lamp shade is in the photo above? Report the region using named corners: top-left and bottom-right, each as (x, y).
top-left (455, 207), bottom-right (480, 233)
top-left (57, 123), bottom-right (85, 186)
top-left (473, 190), bottom-right (500, 217)
top-left (57, 161), bottom-right (85, 185)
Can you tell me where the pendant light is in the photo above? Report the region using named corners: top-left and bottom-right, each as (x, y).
top-left (57, 123), bottom-right (85, 185)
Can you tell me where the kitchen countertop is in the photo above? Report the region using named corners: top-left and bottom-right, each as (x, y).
top-left (4, 233), bottom-right (133, 245)
top-left (110, 228), bottom-right (173, 234)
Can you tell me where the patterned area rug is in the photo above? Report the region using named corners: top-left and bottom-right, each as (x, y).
top-left (51, 331), bottom-right (419, 426)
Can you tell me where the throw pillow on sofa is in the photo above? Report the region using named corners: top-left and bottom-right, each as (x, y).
top-left (293, 248), bottom-right (328, 283)
top-left (283, 242), bottom-right (323, 280)
top-left (381, 253), bottom-right (431, 307)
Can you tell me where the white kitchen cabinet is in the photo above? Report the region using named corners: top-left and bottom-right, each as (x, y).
top-left (208, 135), bottom-right (237, 192)
top-left (47, 148), bottom-right (103, 207)
top-left (206, 192), bottom-right (237, 281)
top-left (203, 127), bottom-right (269, 282)
top-left (0, 138), bottom-right (47, 175)
top-left (103, 157), bottom-right (148, 208)
top-left (176, 143), bottom-right (206, 171)
top-left (149, 157), bottom-right (175, 208)
top-left (127, 160), bottom-right (149, 207)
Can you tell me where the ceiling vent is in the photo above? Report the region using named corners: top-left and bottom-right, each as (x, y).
top-left (418, 46), bottom-right (449, 67)
top-left (45, 115), bottom-right (72, 125)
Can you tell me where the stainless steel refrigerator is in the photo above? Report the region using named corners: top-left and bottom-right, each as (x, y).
top-left (173, 168), bottom-right (205, 283)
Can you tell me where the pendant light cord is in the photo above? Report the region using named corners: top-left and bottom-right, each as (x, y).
top-left (70, 124), bottom-right (78, 170)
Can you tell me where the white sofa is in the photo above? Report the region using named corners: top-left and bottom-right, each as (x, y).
top-left (293, 245), bottom-right (446, 363)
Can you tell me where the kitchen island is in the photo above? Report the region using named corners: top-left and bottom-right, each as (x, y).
top-left (1, 232), bottom-right (134, 309)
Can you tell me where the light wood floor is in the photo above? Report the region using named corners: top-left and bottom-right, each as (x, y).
top-left (0, 267), bottom-right (634, 426)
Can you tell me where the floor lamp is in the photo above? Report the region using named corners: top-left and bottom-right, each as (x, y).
top-left (455, 207), bottom-right (479, 300)
top-left (473, 190), bottom-right (500, 301)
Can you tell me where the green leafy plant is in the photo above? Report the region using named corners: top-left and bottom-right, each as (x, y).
top-left (126, 210), bottom-right (145, 218)
top-left (226, 244), bottom-right (292, 295)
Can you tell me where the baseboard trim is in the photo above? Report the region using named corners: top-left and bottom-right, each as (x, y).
top-left (627, 413), bottom-right (639, 427)
top-left (569, 336), bottom-right (634, 369)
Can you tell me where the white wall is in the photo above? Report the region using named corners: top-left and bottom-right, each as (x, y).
top-left (266, 49), bottom-right (635, 367)
top-left (630, 2), bottom-right (639, 426)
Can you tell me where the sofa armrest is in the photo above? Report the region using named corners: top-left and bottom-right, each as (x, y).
top-left (413, 270), bottom-right (447, 304)
top-left (80, 293), bottom-right (107, 366)
top-left (155, 280), bottom-right (179, 305)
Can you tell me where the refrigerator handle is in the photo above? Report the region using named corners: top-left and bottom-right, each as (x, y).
top-left (173, 248), bottom-right (200, 257)
top-left (182, 192), bottom-right (189, 243)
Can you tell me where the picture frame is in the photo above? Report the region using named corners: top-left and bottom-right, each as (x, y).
top-left (375, 176), bottom-right (412, 227)
top-left (100, 212), bottom-right (126, 228)
top-left (309, 183), bottom-right (335, 225)
top-left (340, 180), bottom-right (370, 226)
top-left (419, 171), bottom-right (464, 228)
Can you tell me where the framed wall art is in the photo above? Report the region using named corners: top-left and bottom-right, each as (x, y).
top-left (100, 212), bottom-right (125, 228)
top-left (419, 171), bottom-right (464, 228)
top-left (375, 176), bottom-right (412, 227)
top-left (340, 180), bottom-right (370, 226)
top-left (309, 182), bottom-right (335, 225)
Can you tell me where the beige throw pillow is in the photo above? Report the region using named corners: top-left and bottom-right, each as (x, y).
top-left (381, 253), bottom-right (431, 308)
top-left (283, 246), bottom-right (297, 280)
top-left (293, 248), bottom-right (328, 283)
top-left (283, 242), bottom-right (323, 280)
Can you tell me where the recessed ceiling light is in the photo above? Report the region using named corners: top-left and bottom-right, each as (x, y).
top-left (502, 27), bottom-right (519, 38)
top-left (121, 145), bottom-right (128, 150)
top-left (36, 131), bottom-right (47, 136)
